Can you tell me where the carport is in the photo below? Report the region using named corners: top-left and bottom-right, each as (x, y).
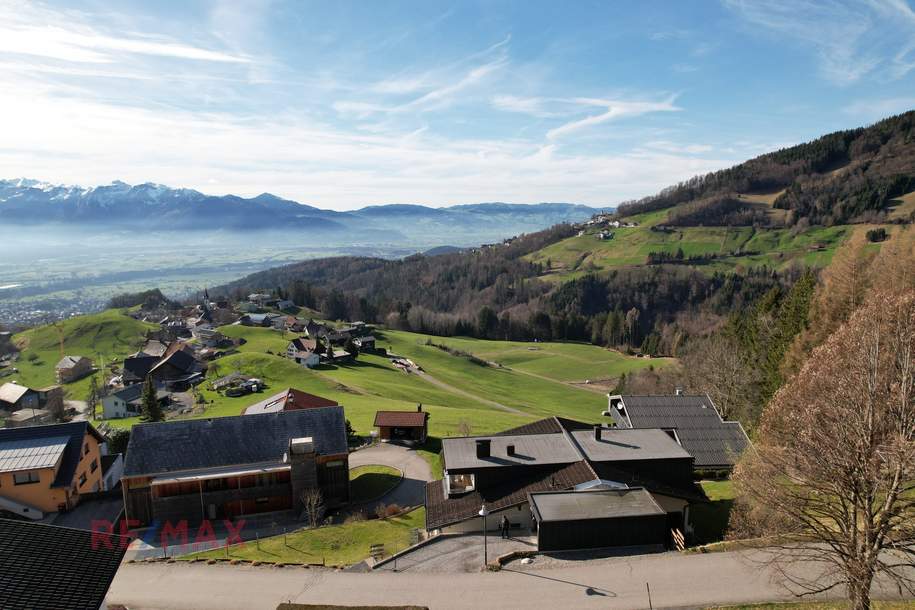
top-left (528, 488), bottom-right (669, 552)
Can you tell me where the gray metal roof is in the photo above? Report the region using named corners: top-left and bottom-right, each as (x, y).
top-left (442, 433), bottom-right (580, 471)
top-left (0, 436), bottom-right (69, 473)
top-left (612, 395), bottom-right (750, 469)
top-left (529, 488), bottom-right (665, 522)
top-left (0, 382), bottom-right (31, 405)
top-left (0, 422), bottom-right (103, 487)
top-left (123, 407), bottom-right (348, 477)
top-left (570, 428), bottom-right (692, 462)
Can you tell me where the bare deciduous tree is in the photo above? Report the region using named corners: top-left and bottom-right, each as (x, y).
top-left (300, 488), bottom-right (324, 528)
top-left (730, 289), bottom-right (915, 610)
top-left (456, 419), bottom-right (473, 436)
top-left (682, 333), bottom-right (759, 422)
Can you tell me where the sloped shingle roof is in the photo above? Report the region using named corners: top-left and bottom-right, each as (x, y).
top-left (124, 407), bottom-right (347, 477)
top-left (0, 519), bottom-right (127, 610)
top-left (613, 395), bottom-right (750, 469)
top-left (374, 410), bottom-right (428, 428)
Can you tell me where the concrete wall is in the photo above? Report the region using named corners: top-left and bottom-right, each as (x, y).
top-left (440, 502), bottom-right (534, 534)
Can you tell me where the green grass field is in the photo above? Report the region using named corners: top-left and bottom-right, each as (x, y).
top-left (7, 309), bottom-right (156, 403)
top-left (182, 507), bottom-right (426, 566)
top-left (349, 464), bottom-right (402, 504)
top-left (529, 223), bottom-right (851, 281)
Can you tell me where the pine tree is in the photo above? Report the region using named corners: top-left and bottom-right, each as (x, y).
top-left (86, 375), bottom-right (99, 420)
top-left (140, 376), bottom-right (164, 422)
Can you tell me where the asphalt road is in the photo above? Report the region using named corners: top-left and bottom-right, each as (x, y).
top-left (107, 547), bottom-right (912, 610)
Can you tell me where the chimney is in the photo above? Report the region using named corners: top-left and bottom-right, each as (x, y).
top-left (675, 387), bottom-right (683, 396)
top-left (475, 439), bottom-right (491, 459)
top-left (507, 444), bottom-right (516, 457)
top-left (593, 425), bottom-right (602, 441)
top-left (417, 403), bottom-right (422, 412)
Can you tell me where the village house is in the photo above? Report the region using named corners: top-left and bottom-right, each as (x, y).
top-left (0, 421), bottom-right (106, 519)
top-left (0, 519), bottom-right (128, 610)
top-left (374, 405), bottom-right (429, 444)
top-left (121, 408), bottom-right (349, 526)
top-left (425, 417), bottom-right (705, 552)
top-left (242, 388), bottom-right (338, 416)
top-left (284, 316), bottom-right (310, 333)
top-left (240, 312), bottom-right (282, 327)
top-left (0, 381), bottom-right (39, 412)
top-left (605, 394), bottom-right (750, 472)
top-left (121, 354), bottom-right (159, 385)
top-left (191, 325), bottom-right (225, 347)
top-left (100, 384), bottom-right (170, 419)
top-left (285, 337), bottom-right (320, 368)
top-left (276, 299), bottom-right (296, 312)
top-left (0, 383), bottom-right (64, 428)
top-left (353, 335), bottom-right (377, 352)
top-left (54, 355), bottom-right (93, 383)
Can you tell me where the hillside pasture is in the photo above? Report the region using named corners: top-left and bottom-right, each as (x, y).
top-left (9, 309), bottom-right (155, 399)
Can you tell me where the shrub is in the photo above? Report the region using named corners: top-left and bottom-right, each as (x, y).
top-left (866, 227), bottom-right (888, 243)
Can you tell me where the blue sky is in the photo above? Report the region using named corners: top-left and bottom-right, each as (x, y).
top-left (0, 0), bottom-right (913, 209)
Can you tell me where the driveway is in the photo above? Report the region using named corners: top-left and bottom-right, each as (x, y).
top-left (107, 548), bottom-right (914, 610)
top-left (375, 533), bottom-right (540, 573)
top-left (348, 442), bottom-right (433, 510)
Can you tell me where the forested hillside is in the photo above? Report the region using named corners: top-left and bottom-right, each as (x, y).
top-left (615, 111), bottom-right (915, 226)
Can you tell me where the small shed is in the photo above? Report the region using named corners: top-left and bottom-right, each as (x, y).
top-left (528, 488), bottom-right (669, 552)
top-left (374, 406), bottom-right (429, 443)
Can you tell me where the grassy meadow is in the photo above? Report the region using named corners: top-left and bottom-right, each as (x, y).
top-left (527, 201), bottom-right (854, 281)
top-left (58, 313), bottom-right (659, 438)
top-left (6, 309), bottom-right (156, 402)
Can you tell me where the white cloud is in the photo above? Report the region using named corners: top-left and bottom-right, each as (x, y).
top-left (0, 3), bottom-right (249, 65)
top-left (546, 96), bottom-right (681, 141)
top-left (723, 0), bottom-right (915, 84)
top-left (843, 97), bottom-right (915, 120)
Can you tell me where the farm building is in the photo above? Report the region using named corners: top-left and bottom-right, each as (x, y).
top-left (242, 387), bottom-right (338, 416)
top-left (374, 405), bottom-right (429, 443)
top-left (55, 355), bottom-right (93, 383)
top-left (122, 408), bottom-right (349, 526)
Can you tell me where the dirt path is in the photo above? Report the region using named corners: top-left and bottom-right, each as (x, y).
top-left (411, 369), bottom-right (527, 416)
top-left (503, 366), bottom-right (609, 395)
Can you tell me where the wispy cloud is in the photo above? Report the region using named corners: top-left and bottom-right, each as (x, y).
top-left (723, 0), bottom-right (915, 84)
top-left (843, 96), bottom-right (915, 120)
top-left (546, 96), bottom-right (681, 141)
top-left (0, 3), bottom-right (249, 64)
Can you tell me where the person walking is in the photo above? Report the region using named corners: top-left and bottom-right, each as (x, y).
top-left (500, 515), bottom-right (510, 539)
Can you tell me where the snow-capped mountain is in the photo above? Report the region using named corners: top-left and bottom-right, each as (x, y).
top-left (0, 178), bottom-right (600, 242)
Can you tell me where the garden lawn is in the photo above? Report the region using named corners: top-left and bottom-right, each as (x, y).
top-left (691, 480), bottom-right (736, 545)
top-left (349, 464), bottom-right (402, 504)
top-left (182, 507), bottom-right (426, 566)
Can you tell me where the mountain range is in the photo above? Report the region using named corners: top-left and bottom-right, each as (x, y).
top-left (0, 178), bottom-right (600, 245)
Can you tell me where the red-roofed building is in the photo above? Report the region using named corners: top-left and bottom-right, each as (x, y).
top-left (242, 388), bottom-right (338, 416)
top-left (374, 405), bottom-right (429, 444)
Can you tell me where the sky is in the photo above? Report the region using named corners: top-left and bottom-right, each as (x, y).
top-left (0, 0), bottom-right (913, 210)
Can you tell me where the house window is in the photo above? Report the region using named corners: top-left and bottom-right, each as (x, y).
top-left (90, 459), bottom-right (98, 473)
top-left (13, 472), bottom-right (41, 485)
top-left (84, 443), bottom-right (89, 456)
top-left (79, 472), bottom-right (87, 487)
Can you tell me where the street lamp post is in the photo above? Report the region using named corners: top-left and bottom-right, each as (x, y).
top-left (478, 504), bottom-right (489, 568)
